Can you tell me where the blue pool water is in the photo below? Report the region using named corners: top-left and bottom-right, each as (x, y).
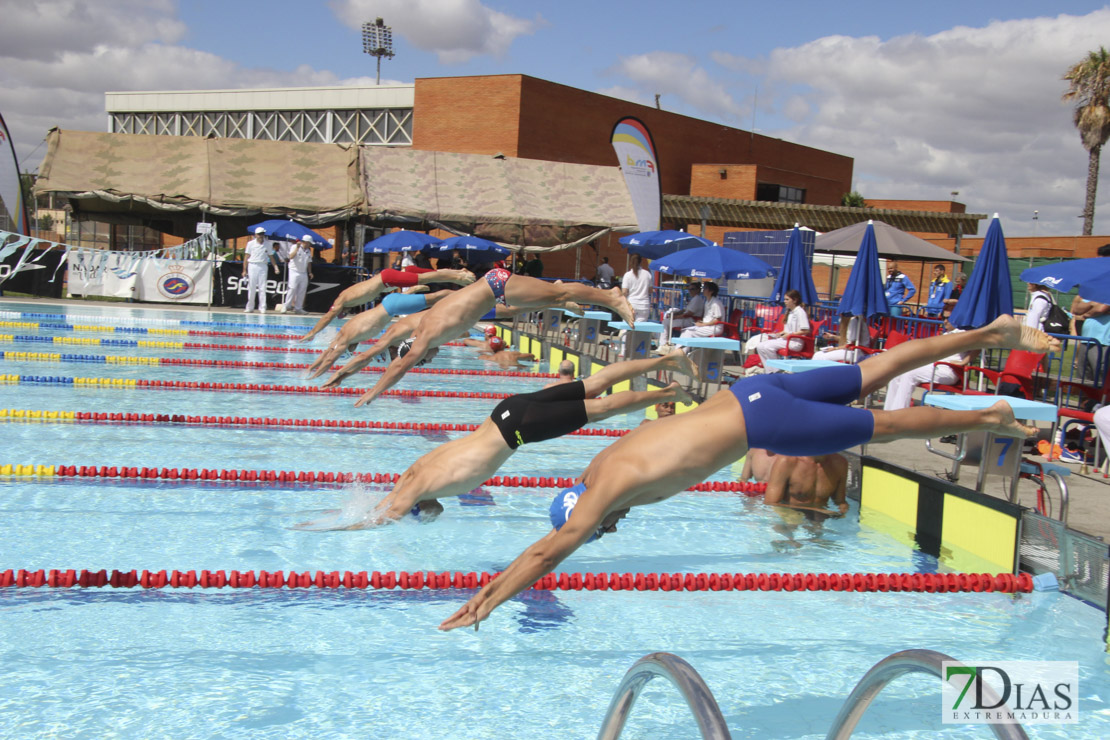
top-left (1, 300), bottom-right (1109, 739)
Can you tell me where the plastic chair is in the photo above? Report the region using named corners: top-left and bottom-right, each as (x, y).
top-left (777, 319), bottom-right (825, 360)
top-left (961, 350), bottom-right (1046, 400)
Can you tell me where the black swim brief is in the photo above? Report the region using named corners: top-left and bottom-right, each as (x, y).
top-left (490, 380), bottom-right (589, 449)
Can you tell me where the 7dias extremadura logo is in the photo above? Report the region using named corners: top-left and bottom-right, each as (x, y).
top-left (942, 661), bottom-right (1077, 725)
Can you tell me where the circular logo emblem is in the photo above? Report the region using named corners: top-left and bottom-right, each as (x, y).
top-left (158, 272), bottom-right (194, 300)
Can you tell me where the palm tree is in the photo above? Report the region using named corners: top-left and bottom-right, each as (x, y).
top-left (1063, 47), bottom-right (1110, 236)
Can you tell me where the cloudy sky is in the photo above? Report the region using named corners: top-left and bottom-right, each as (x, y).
top-left (2, 0), bottom-right (1109, 237)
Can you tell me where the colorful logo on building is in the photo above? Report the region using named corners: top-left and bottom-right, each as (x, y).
top-left (157, 264), bottom-right (195, 300)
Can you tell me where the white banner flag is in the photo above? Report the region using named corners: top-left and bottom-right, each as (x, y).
top-left (610, 117), bottom-right (661, 233)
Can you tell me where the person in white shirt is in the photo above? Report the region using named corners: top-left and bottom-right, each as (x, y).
top-left (882, 325), bottom-right (975, 410)
top-left (659, 281), bottom-right (705, 349)
top-left (243, 227), bottom-right (280, 313)
top-left (621, 254), bottom-right (654, 322)
top-left (1024, 284), bottom-right (1054, 329)
top-left (816, 314), bottom-right (872, 364)
top-left (750, 290), bottom-right (810, 367)
top-left (679, 281), bottom-right (725, 337)
top-left (282, 235), bottom-right (315, 314)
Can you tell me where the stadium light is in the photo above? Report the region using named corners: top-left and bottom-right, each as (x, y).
top-left (362, 18), bottom-right (395, 86)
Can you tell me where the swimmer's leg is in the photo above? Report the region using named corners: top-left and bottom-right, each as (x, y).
top-left (869, 399), bottom-right (1037, 442)
top-left (580, 348), bottom-right (697, 396)
top-left (583, 382), bottom-right (693, 422)
top-left (857, 316), bottom-right (1060, 397)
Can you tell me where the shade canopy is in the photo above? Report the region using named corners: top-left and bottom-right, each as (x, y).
top-left (363, 230), bottom-right (442, 254)
top-left (815, 220), bottom-right (969, 262)
top-left (434, 235), bottom-right (511, 263)
top-left (948, 217), bottom-right (1013, 329)
top-left (651, 246), bottom-right (774, 280)
top-left (1020, 257), bottom-right (1110, 305)
top-left (771, 226), bottom-right (818, 304)
top-left (836, 221), bottom-right (889, 318)
top-left (618, 230), bottom-right (716, 260)
top-left (247, 219), bottom-right (326, 244)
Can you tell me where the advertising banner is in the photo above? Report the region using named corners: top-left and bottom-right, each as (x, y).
top-left (212, 261), bottom-right (358, 312)
top-left (0, 246), bottom-right (65, 297)
top-left (67, 253), bottom-right (213, 304)
top-left (610, 117), bottom-right (661, 234)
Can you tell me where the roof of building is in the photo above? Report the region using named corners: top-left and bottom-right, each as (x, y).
top-left (663, 194), bottom-right (985, 237)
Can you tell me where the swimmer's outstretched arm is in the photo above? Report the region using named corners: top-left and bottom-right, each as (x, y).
top-left (321, 341), bottom-right (390, 388)
top-left (439, 491), bottom-right (607, 631)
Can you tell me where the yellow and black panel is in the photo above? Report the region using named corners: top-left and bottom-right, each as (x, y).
top-left (858, 456), bottom-right (1021, 573)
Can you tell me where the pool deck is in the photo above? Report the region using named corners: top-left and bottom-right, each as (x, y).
top-left (5, 295), bottom-right (1109, 544)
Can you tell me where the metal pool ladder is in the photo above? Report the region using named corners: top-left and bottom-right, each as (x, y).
top-left (596, 649), bottom-right (1028, 739)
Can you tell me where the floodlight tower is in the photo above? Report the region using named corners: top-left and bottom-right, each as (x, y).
top-left (362, 18), bottom-right (395, 85)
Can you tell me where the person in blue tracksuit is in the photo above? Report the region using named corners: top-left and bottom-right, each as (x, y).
top-left (884, 261), bottom-right (916, 317)
top-left (923, 265), bottom-right (953, 317)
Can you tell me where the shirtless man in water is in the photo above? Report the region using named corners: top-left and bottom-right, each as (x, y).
top-left (297, 349), bottom-right (697, 530)
top-left (298, 267), bottom-right (475, 342)
top-left (305, 290), bottom-right (453, 378)
top-left (439, 316), bottom-right (1060, 631)
top-left (763, 453), bottom-right (848, 515)
top-left (479, 337), bottom-right (536, 368)
top-left (348, 269), bottom-right (636, 408)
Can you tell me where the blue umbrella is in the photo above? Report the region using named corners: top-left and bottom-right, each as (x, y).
top-left (836, 221), bottom-right (889, 317)
top-left (247, 219), bottom-right (326, 245)
top-left (618, 230), bottom-right (716, 260)
top-left (948, 215), bottom-right (1014, 329)
top-left (363, 230), bottom-right (442, 254)
top-left (650, 246), bottom-right (774, 280)
top-left (1020, 257), bottom-right (1110, 304)
top-left (435, 235), bottom-right (511, 264)
top-left (771, 226), bottom-right (818, 304)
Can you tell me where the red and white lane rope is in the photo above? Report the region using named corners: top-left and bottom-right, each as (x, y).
top-left (3, 463), bottom-right (762, 494)
top-left (0, 408), bottom-right (632, 438)
top-left (0, 568), bottom-right (1034, 593)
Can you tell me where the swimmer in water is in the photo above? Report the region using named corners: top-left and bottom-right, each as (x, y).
top-left (439, 316), bottom-right (1060, 630)
top-left (296, 349), bottom-right (697, 530)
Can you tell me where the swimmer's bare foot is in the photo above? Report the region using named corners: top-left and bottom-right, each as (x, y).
top-left (663, 381), bottom-right (695, 406)
top-left (559, 300), bottom-right (584, 316)
top-left (981, 315), bottom-right (1061, 353)
top-left (661, 347), bottom-right (698, 377)
top-left (608, 288), bottom-right (636, 328)
top-left (983, 399), bottom-right (1039, 438)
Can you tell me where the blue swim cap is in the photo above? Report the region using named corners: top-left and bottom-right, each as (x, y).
top-left (549, 483), bottom-right (602, 543)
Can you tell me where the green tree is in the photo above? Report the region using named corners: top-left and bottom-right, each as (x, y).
top-left (1063, 47), bottom-right (1110, 236)
top-left (841, 191), bottom-right (867, 208)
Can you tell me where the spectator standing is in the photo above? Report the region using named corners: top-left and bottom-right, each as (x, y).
top-left (524, 252), bottom-right (544, 278)
top-left (282, 235), bottom-right (315, 314)
top-left (923, 265), bottom-right (953, 317)
top-left (243, 227), bottom-right (280, 313)
top-left (1071, 243), bottom-right (1110, 380)
top-left (884, 260), bottom-right (916, 317)
top-left (943, 272), bottom-right (966, 318)
top-left (595, 257), bottom-right (616, 289)
top-left (621, 254), bottom-right (654, 323)
top-left (1024, 283), bottom-right (1055, 329)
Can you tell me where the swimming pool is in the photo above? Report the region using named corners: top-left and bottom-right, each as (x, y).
top-left (1, 300), bottom-right (1108, 739)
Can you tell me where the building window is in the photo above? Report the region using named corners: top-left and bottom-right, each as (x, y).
top-left (755, 183), bottom-right (806, 204)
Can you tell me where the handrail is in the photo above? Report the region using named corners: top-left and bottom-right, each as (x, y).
top-left (597, 652), bottom-right (731, 740)
top-left (825, 649), bottom-right (1028, 740)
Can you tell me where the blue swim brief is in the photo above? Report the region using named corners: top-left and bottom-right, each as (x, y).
top-left (730, 365), bottom-right (874, 456)
top-left (381, 292), bottom-right (428, 317)
top-left (549, 482), bottom-right (605, 543)
top-left (484, 268), bottom-right (512, 305)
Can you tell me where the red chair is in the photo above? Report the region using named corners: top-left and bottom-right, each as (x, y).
top-left (777, 319), bottom-right (825, 360)
top-left (721, 308), bottom-right (743, 341)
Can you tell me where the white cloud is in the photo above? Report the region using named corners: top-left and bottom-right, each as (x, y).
top-left (0, 1), bottom-right (365, 168)
top-left (594, 85), bottom-right (653, 107)
top-left (744, 10), bottom-right (1110, 236)
top-left (330, 0), bottom-right (542, 64)
top-left (606, 51), bottom-right (748, 122)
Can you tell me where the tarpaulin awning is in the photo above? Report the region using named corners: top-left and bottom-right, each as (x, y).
top-left (359, 147), bottom-right (636, 246)
top-left (33, 128), bottom-right (363, 225)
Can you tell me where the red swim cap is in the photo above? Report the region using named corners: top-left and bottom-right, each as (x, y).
top-left (484, 325), bottom-right (498, 336)
top-left (489, 337), bottom-right (505, 351)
